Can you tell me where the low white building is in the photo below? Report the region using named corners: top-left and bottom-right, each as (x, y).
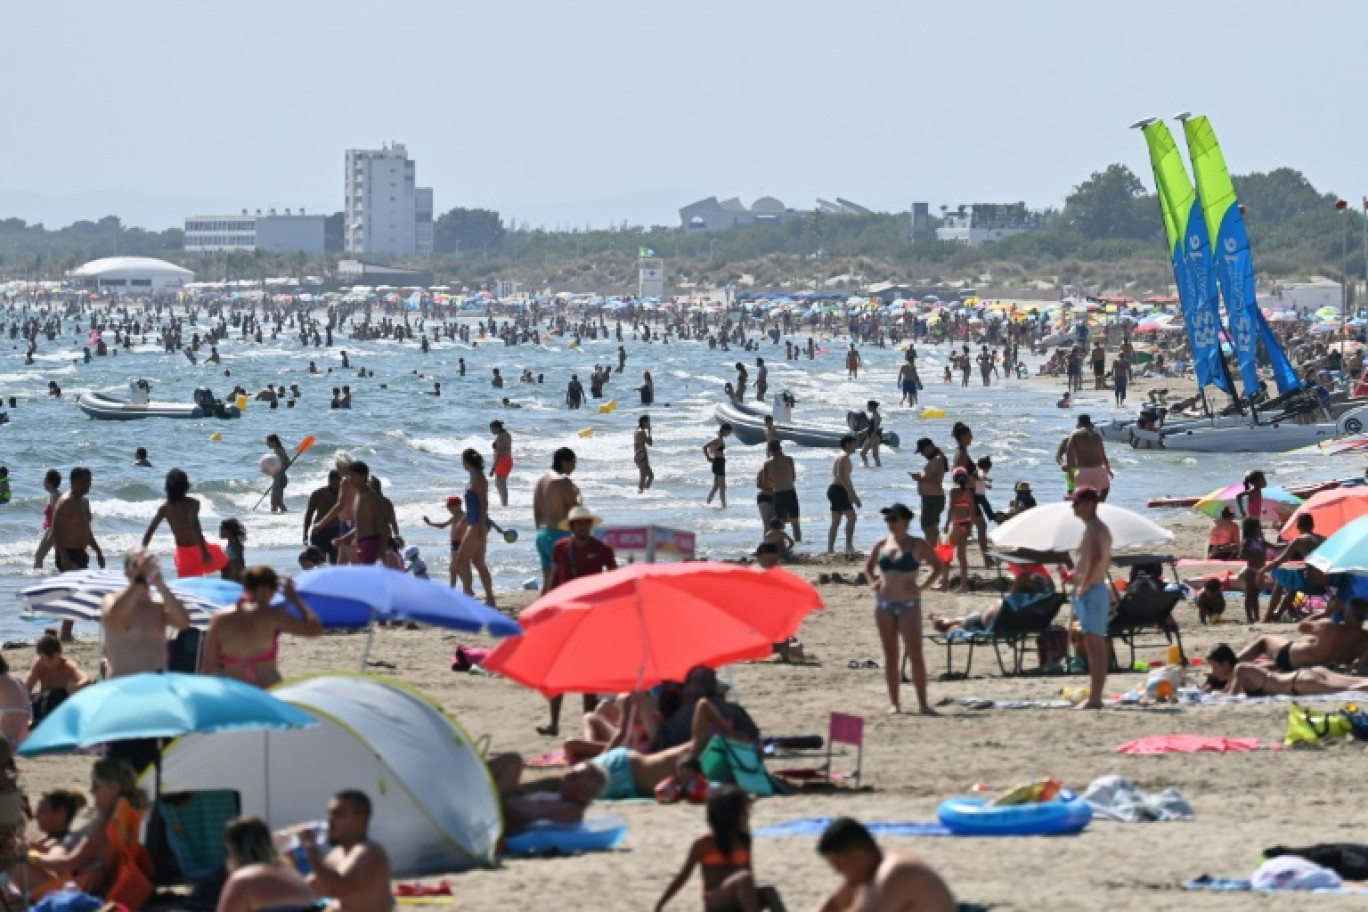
top-left (68, 257), bottom-right (194, 294)
top-left (184, 210), bottom-right (325, 256)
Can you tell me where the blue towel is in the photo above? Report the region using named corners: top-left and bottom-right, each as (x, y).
top-left (1185, 876), bottom-right (1368, 895)
top-left (756, 817), bottom-right (951, 838)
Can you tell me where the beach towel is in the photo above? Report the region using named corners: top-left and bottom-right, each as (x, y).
top-left (756, 817), bottom-right (951, 838)
top-left (1184, 875), bottom-right (1368, 894)
top-left (526, 749), bottom-right (568, 768)
top-left (1081, 775), bottom-right (1193, 822)
top-left (950, 697), bottom-right (1073, 711)
top-left (1115, 735), bottom-right (1271, 754)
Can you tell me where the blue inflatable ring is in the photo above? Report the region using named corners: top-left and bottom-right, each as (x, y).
top-left (937, 795), bottom-right (1092, 836)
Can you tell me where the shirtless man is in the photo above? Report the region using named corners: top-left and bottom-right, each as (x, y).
top-left (50, 467), bottom-right (106, 641)
top-left (1236, 598), bottom-right (1368, 673)
top-left (897, 356), bottom-right (919, 407)
top-left (102, 548), bottom-right (192, 678)
top-left (489, 754), bottom-right (606, 834)
top-left (1071, 487), bottom-right (1113, 710)
top-left (303, 470), bottom-right (342, 564)
top-left (846, 344), bottom-right (861, 380)
top-left (311, 452), bottom-right (360, 564)
top-left (27, 632), bottom-right (90, 722)
top-left (827, 436), bottom-right (861, 554)
top-left (141, 468), bottom-right (226, 578)
top-left (1263, 513), bottom-right (1327, 622)
top-left (367, 477), bottom-right (401, 543)
top-left (533, 448), bottom-right (581, 592)
top-left (1058, 414), bottom-right (1113, 500)
top-left (296, 791), bottom-right (392, 912)
top-left (815, 817), bottom-right (956, 912)
top-left (764, 440), bottom-right (801, 542)
top-left (490, 420), bottom-right (513, 507)
top-left (334, 462), bottom-right (387, 565)
top-left (910, 439), bottom-right (947, 545)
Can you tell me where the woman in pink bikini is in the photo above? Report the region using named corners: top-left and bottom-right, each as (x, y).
top-left (200, 566), bottom-right (324, 688)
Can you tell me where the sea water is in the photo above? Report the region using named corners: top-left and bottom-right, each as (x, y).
top-left (0, 319), bottom-right (1322, 638)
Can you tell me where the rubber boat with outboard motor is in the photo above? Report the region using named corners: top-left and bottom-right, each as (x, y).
top-left (77, 380), bottom-right (242, 420)
top-left (715, 395), bottom-right (899, 449)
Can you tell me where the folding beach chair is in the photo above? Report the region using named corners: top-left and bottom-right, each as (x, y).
top-left (770, 713), bottom-right (865, 788)
top-left (923, 591), bottom-right (1068, 679)
top-left (149, 789), bottom-right (241, 886)
top-left (1106, 554), bottom-right (1185, 671)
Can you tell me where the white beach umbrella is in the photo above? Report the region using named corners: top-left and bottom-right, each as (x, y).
top-left (989, 502), bottom-right (1174, 552)
top-left (20, 569), bottom-right (225, 628)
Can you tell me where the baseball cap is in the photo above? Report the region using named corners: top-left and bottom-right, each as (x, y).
top-left (880, 503), bottom-right (915, 521)
top-left (1068, 486), bottom-right (1100, 503)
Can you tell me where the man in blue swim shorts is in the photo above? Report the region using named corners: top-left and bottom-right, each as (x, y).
top-left (532, 447), bottom-right (580, 593)
top-left (1069, 486), bottom-right (1113, 710)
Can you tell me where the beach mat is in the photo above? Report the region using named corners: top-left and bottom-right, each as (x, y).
top-left (756, 817), bottom-right (951, 838)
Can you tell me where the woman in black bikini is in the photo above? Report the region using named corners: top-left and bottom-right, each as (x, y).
top-left (865, 503), bottom-right (946, 715)
top-left (704, 425), bottom-right (732, 509)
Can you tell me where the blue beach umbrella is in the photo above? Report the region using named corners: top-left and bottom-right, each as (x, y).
top-left (1307, 514), bottom-right (1368, 577)
top-left (19, 672), bottom-right (316, 757)
top-left (290, 565), bottom-right (522, 636)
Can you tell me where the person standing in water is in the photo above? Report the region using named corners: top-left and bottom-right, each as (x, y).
top-left (897, 356), bottom-right (919, 407)
top-left (265, 435), bottom-right (291, 513)
top-left (51, 467), bottom-right (106, 642)
top-left (533, 448), bottom-right (581, 593)
top-left (1058, 414), bottom-right (1113, 501)
top-left (141, 469), bottom-right (228, 578)
top-left (704, 425), bottom-right (732, 509)
top-left (33, 469), bottom-right (61, 570)
top-left (638, 370), bottom-right (655, 406)
top-left (846, 344), bottom-right (861, 379)
top-left (634, 415), bottom-right (654, 493)
top-left (754, 357), bottom-right (768, 403)
top-left (827, 436), bottom-right (862, 554)
top-left (859, 401), bottom-right (883, 468)
top-left (490, 420), bottom-right (513, 508)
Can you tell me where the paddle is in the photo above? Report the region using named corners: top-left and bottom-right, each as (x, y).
top-left (252, 435), bottom-right (316, 512)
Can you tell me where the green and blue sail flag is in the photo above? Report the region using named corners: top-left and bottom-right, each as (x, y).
top-left (1182, 115), bottom-right (1301, 398)
top-left (1140, 121), bottom-right (1232, 395)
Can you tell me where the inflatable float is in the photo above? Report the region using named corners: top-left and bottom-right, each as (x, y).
top-left (937, 794), bottom-right (1092, 836)
top-left (716, 399), bottom-right (899, 450)
top-left (77, 380), bottom-right (241, 421)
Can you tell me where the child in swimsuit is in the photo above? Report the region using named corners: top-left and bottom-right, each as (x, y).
top-left (1239, 517), bottom-right (1268, 624)
top-left (219, 519), bottom-right (246, 583)
top-left (423, 497), bottom-right (467, 588)
top-left (654, 785), bottom-right (785, 912)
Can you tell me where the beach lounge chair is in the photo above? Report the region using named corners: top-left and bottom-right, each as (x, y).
top-left (1106, 583), bottom-right (1185, 671)
top-left (924, 591), bottom-right (1068, 679)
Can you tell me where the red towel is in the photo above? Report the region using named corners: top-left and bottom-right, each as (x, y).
top-left (1116, 735), bottom-right (1270, 755)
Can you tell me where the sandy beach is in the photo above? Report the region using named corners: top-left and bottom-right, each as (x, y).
top-left (12, 506), bottom-right (1368, 911)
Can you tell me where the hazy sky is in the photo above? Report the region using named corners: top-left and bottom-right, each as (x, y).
top-left (4, 0), bottom-right (1363, 230)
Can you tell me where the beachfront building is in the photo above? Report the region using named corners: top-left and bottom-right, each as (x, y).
top-left (680, 196), bottom-right (870, 233)
top-left (344, 143), bottom-right (433, 258)
top-left (935, 203), bottom-right (1043, 247)
top-left (68, 256), bottom-right (194, 294)
top-left (184, 210), bottom-right (325, 256)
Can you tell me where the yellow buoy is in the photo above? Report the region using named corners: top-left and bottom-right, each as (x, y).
top-left (577, 428), bottom-right (595, 438)
top-left (921, 407), bottom-right (946, 419)
top-left (236, 394), bottom-right (248, 411)
top-left (209, 432), bottom-right (222, 442)
top-left (597, 400), bottom-right (617, 414)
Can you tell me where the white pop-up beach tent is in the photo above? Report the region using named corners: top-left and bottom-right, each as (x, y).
top-left (160, 674), bottom-right (501, 875)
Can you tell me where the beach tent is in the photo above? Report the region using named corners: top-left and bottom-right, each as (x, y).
top-left (159, 675), bottom-right (500, 876)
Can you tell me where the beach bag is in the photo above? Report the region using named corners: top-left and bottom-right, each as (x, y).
top-left (699, 736), bottom-right (780, 797)
top-left (1284, 704), bottom-right (1354, 746)
top-left (934, 537), bottom-right (954, 566)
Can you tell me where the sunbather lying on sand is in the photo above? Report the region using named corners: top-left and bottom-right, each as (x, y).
top-left (495, 697), bottom-right (756, 831)
top-left (1207, 642), bottom-right (1368, 697)
top-left (1235, 597), bottom-right (1368, 673)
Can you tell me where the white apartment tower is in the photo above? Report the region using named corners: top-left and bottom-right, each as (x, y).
top-left (344, 143), bottom-right (432, 258)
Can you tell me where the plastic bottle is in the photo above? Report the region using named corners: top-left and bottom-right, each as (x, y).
top-left (273, 821), bottom-right (327, 873)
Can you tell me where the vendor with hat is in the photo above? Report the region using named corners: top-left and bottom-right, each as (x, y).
top-left (539, 506), bottom-right (619, 737)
